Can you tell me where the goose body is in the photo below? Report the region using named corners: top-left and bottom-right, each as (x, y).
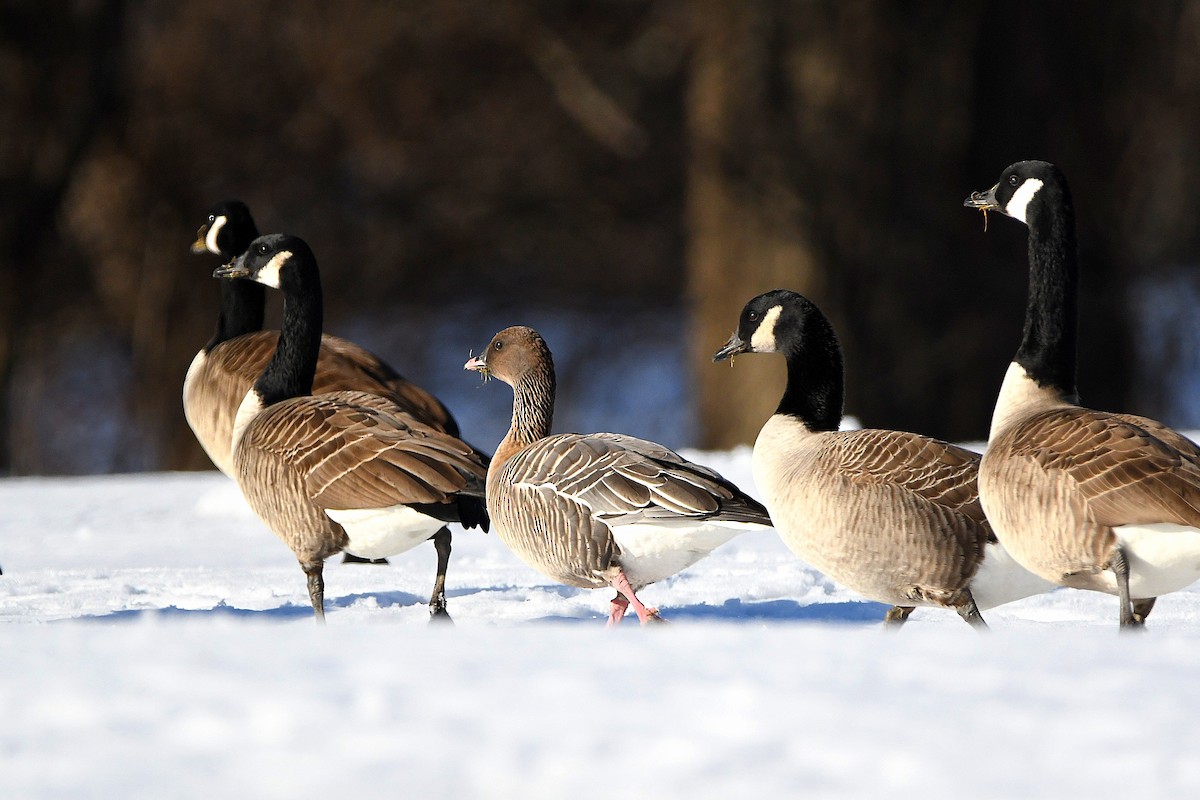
top-left (466, 326), bottom-right (771, 625)
top-left (966, 160), bottom-right (1200, 626)
top-left (215, 234), bottom-right (489, 621)
top-left (715, 290), bottom-right (1054, 626)
top-left (185, 201), bottom-right (460, 477)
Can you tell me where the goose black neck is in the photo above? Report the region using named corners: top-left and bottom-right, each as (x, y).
top-left (1015, 189), bottom-right (1078, 397)
top-left (253, 274), bottom-right (321, 406)
top-left (510, 363), bottom-right (556, 446)
top-left (205, 279), bottom-right (265, 351)
top-left (777, 315), bottom-right (844, 432)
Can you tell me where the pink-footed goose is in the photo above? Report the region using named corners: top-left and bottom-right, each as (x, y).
top-left (213, 233), bottom-right (489, 622)
top-left (714, 290), bottom-right (1054, 627)
top-left (464, 326), bottom-right (772, 625)
top-left (966, 160), bottom-right (1200, 628)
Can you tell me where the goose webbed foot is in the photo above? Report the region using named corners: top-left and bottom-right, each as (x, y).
top-left (607, 593), bottom-right (629, 628)
top-left (1132, 597), bottom-right (1156, 625)
top-left (954, 593), bottom-right (988, 630)
top-left (608, 568), bottom-right (664, 626)
top-left (883, 605), bottom-right (916, 628)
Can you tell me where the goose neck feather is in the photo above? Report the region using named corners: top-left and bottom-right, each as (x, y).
top-left (252, 267), bottom-right (321, 407)
top-left (206, 279), bottom-right (266, 352)
top-left (493, 363), bottom-right (556, 473)
top-left (777, 314), bottom-right (843, 432)
top-left (1014, 173), bottom-right (1079, 399)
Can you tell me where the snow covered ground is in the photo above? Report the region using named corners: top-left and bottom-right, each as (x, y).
top-left (3, 449), bottom-right (1200, 799)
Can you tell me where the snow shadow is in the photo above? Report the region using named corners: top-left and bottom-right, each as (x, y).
top-left (532, 597), bottom-right (890, 626)
top-left (70, 590), bottom-right (429, 623)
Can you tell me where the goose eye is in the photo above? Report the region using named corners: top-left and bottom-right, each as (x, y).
top-left (493, 340), bottom-right (504, 351)
top-left (257, 242), bottom-right (269, 255)
top-left (208, 214), bottom-right (216, 222)
top-left (1008, 175), bottom-right (1020, 187)
top-left (748, 311), bottom-right (760, 322)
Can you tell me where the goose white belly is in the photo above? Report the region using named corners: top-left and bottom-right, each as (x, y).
top-left (324, 504), bottom-right (443, 560)
top-left (968, 542), bottom-right (1058, 611)
top-left (1107, 524), bottom-right (1200, 599)
top-left (610, 521), bottom-right (765, 589)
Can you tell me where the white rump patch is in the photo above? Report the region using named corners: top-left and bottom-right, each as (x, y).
top-left (969, 541), bottom-right (1056, 611)
top-left (610, 520), bottom-right (767, 588)
top-left (1114, 523), bottom-right (1200, 598)
top-left (750, 305), bottom-right (783, 353)
top-left (254, 250), bottom-right (292, 289)
top-left (326, 504), bottom-right (444, 560)
top-left (1005, 178), bottom-right (1044, 225)
top-left (204, 215), bottom-right (227, 254)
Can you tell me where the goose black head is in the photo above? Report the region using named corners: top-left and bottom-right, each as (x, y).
top-left (213, 233), bottom-right (318, 294)
top-left (192, 200), bottom-right (258, 258)
top-left (713, 289), bottom-right (827, 362)
top-left (964, 160), bottom-right (1070, 228)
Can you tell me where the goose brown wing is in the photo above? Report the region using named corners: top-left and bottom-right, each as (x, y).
top-left (834, 429), bottom-right (987, 525)
top-left (317, 334), bottom-right (461, 437)
top-left (241, 391), bottom-right (487, 513)
top-left (1006, 408), bottom-right (1200, 527)
top-left (1110, 412), bottom-right (1200, 466)
top-left (508, 433), bottom-right (770, 526)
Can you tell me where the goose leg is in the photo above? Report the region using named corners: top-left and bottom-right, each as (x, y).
top-left (954, 592), bottom-right (988, 630)
top-left (1111, 548), bottom-right (1144, 629)
top-left (883, 605), bottom-right (916, 627)
top-left (428, 527), bottom-right (453, 624)
top-left (607, 593), bottom-right (630, 627)
top-left (609, 568), bottom-right (663, 625)
top-left (302, 561), bottom-right (326, 624)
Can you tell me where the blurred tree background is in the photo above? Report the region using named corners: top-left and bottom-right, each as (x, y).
top-left (1, 0), bottom-right (1198, 475)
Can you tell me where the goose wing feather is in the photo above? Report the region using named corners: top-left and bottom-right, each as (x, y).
top-left (834, 429), bottom-right (988, 525)
top-left (508, 432), bottom-right (769, 526)
top-left (1003, 407), bottom-right (1200, 527)
top-left (241, 391), bottom-right (487, 512)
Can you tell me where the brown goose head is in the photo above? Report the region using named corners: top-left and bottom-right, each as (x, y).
top-left (464, 326), bottom-right (554, 387)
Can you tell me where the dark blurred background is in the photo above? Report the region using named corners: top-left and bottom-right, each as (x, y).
top-left (2, 0), bottom-right (1198, 475)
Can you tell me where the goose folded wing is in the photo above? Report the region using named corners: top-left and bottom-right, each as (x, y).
top-left (247, 394), bottom-right (487, 511)
top-left (1013, 409), bottom-right (1200, 527)
top-left (836, 429), bottom-right (986, 520)
top-left (514, 433), bottom-right (769, 526)
top-left (316, 334), bottom-right (460, 437)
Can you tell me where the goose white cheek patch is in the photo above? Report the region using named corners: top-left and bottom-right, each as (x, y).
top-left (254, 250), bottom-right (291, 289)
top-left (1005, 178), bottom-right (1043, 225)
top-left (204, 216), bottom-right (227, 254)
top-left (750, 305), bottom-right (783, 352)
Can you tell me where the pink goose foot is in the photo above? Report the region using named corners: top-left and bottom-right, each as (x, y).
top-left (609, 568), bottom-right (664, 625)
top-left (607, 593), bottom-right (630, 628)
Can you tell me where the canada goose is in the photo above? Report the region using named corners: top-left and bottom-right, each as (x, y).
top-left (213, 233), bottom-right (489, 622)
top-left (185, 200), bottom-right (461, 477)
top-left (713, 290), bottom-right (1055, 627)
top-left (966, 160), bottom-right (1200, 628)
top-left (464, 326), bottom-right (772, 625)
